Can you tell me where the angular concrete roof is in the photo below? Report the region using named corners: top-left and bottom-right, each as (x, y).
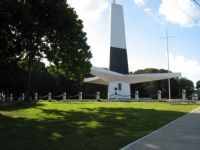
top-left (84, 67), bottom-right (181, 85)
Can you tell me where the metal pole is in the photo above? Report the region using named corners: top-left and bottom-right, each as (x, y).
top-left (166, 29), bottom-right (171, 100)
top-left (161, 29), bottom-right (174, 100)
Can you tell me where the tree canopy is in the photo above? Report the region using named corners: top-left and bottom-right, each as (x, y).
top-left (0, 0), bottom-right (92, 99)
top-left (196, 80), bottom-right (200, 89)
top-left (131, 68), bottom-right (194, 99)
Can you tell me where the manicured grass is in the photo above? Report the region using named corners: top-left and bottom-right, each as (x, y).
top-left (0, 102), bottom-right (199, 150)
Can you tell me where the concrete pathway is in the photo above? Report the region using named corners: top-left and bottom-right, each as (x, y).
top-left (122, 107), bottom-right (200, 150)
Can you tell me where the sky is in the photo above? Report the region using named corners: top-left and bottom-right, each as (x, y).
top-left (68, 0), bottom-right (200, 85)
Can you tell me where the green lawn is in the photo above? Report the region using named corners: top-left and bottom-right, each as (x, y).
top-left (0, 102), bottom-right (199, 150)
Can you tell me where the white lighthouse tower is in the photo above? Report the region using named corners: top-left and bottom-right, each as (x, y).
top-left (109, 2), bottom-right (130, 99)
top-left (84, 2), bottom-right (181, 99)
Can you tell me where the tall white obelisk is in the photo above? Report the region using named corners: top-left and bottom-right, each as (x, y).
top-left (108, 2), bottom-right (131, 99)
top-left (84, 2), bottom-right (181, 100)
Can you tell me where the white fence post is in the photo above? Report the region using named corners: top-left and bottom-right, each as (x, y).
top-left (135, 91), bottom-right (139, 100)
top-left (21, 93), bottom-right (25, 101)
top-left (96, 91), bottom-right (100, 100)
top-left (48, 92), bottom-right (51, 100)
top-left (34, 93), bottom-right (38, 101)
top-left (79, 92), bottom-right (82, 101)
top-left (63, 92), bottom-right (66, 101)
top-left (2, 92), bottom-right (5, 102)
top-left (158, 90), bottom-right (162, 100)
top-left (10, 93), bottom-right (13, 102)
top-left (182, 89), bottom-right (186, 100)
top-left (115, 91), bottom-right (118, 100)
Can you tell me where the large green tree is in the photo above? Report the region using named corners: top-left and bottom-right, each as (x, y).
top-left (0, 0), bottom-right (92, 100)
top-left (177, 78), bottom-right (194, 98)
top-left (196, 80), bottom-right (200, 89)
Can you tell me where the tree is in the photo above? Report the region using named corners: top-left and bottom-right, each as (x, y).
top-left (0, 59), bottom-right (27, 96)
top-left (0, 0), bottom-right (92, 100)
top-left (131, 68), bottom-right (194, 99)
top-left (177, 78), bottom-right (194, 98)
top-left (132, 68), bottom-right (170, 98)
top-left (196, 80), bottom-right (200, 89)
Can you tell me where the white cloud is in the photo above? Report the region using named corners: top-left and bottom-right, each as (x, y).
top-left (68, 0), bottom-right (109, 22)
top-left (169, 53), bottom-right (200, 83)
top-left (144, 8), bottom-right (152, 15)
top-left (159, 0), bottom-right (200, 27)
top-left (68, 0), bottom-right (110, 68)
top-left (144, 7), bottom-right (165, 26)
top-left (133, 0), bottom-right (146, 6)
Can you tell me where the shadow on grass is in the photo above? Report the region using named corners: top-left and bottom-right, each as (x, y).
top-left (0, 102), bottom-right (45, 111)
top-left (0, 107), bottom-right (189, 150)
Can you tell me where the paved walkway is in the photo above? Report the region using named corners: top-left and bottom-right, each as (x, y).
top-left (122, 107), bottom-right (200, 150)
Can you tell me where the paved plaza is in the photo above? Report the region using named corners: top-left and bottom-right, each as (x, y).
top-left (122, 107), bottom-right (200, 150)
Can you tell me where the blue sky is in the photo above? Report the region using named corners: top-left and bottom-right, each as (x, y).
top-left (68, 0), bottom-right (200, 85)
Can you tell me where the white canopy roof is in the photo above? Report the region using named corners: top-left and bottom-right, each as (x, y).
top-left (84, 67), bottom-right (181, 85)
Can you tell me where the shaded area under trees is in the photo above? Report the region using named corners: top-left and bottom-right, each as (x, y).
top-left (0, 0), bottom-right (92, 99)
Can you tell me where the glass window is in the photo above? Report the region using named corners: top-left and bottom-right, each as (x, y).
top-left (118, 83), bottom-right (122, 91)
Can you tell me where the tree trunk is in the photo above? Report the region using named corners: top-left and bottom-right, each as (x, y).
top-left (25, 54), bottom-right (33, 101)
